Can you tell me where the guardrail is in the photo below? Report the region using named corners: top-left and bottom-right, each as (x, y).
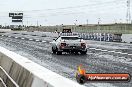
top-left (0, 66), bottom-right (19, 87)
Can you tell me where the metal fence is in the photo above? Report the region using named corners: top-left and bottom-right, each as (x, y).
top-left (0, 66), bottom-right (19, 87)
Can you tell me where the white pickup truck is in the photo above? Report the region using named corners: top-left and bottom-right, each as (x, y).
top-left (51, 36), bottom-right (87, 55)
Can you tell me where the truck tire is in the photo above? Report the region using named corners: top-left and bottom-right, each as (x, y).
top-left (52, 47), bottom-right (56, 54)
top-left (56, 48), bottom-right (62, 55)
top-left (56, 51), bottom-right (62, 55)
top-left (80, 50), bottom-right (87, 55)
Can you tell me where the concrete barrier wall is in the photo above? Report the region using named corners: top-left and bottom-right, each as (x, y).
top-left (0, 46), bottom-right (85, 87)
top-left (24, 24), bottom-right (132, 34)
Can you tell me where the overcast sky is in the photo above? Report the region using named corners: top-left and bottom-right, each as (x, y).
top-left (0, 0), bottom-right (131, 26)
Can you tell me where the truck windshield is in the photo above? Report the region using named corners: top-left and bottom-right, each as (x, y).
top-left (61, 37), bottom-right (79, 40)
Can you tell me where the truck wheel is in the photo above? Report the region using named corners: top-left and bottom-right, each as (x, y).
top-left (52, 47), bottom-right (56, 54)
top-left (56, 48), bottom-right (62, 55)
top-left (75, 51), bottom-right (79, 54)
top-left (56, 51), bottom-right (62, 55)
top-left (80, 50), bottom-right (87, 55)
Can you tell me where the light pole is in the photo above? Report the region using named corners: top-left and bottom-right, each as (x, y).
top-left (86, 19), bottom-right (88, 25)
top-left (74, 20), bottom-right (77, 32)
top-left (98, 18), bottom-right (101, 41)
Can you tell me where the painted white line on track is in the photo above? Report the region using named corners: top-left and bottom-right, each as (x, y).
top-left (108, 51), bottom-right (115, 53)
top-left (120, 53), bottom-right (128, 55)
top-left (2, 35), bottom-right (4, 36)
top-left (87, 47), bottom-right (131, 56)
top-left (90, 83), bottom-right (116, 87)
top-left (21, 38), bottom-right (25, 40)
top-left (128, 54), bottom-right (132, 56)
top-left (42, 41), bottom-right (46, 42)
top-left (101, 50), bottom-right (108, 52)
top-left (35, 40), bottom-right (39, 41)
top-left (89, 48), bottom-right (96, 50)
top-left (15, 37), bottom-right (18, 38)
top-left (95, 49), bottom-right (102, 51)
top-left (8, 36), bottom-right (11, 37)
top-left (114, 52), bottom-right (122, 54)
top-left (29, 39), bottom-right (33, 41)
